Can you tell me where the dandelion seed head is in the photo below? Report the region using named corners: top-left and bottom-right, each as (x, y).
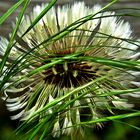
top-left (0, 2), bottom-right (140, 137)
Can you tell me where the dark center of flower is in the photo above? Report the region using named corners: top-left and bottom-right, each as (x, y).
top-left (43, 56), bottom-right (98, 88)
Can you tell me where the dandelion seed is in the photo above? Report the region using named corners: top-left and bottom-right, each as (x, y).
top-left (0, 2), bottom-right (140, 138)
top-left (62, 116), bottom-right (73, 135)
top-left (52, 119), bottom-right (61, 137)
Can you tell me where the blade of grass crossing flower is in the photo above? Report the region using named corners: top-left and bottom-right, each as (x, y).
top-left (57, 77), bottom-right (107, 112)
top-left (23, 54), bottom-right (140, 82)
top-left (80, 111), bottom-right (140, 125)
top-left (3, 0), bottom-right (119, 82)
top-left (18, 0), bottom-right (58, 39)
top-left (105, 7), bottom-right (140, 11)
top-left (28, 115), bottom-right (55, 140)
top-left (0, 0), bottom-right (124, 84)
top-left (39, 120), bottom-right (55, 140)
top-left (6, 0), bottom-right (58, 74)
top-left (0, 0), bottom-right (31, 74)
top-left (0, 0), bottom-right (24, 25)
top-left (22, 75), bottom-right (109, 125)
top-left (100, 88), bottom-right (140, 97)
top-left (39, 0), bottom-right (119, 45)
top-left (77, 56), bottom-right (140, 71)
top-left (76, 27), bottom-right (139, 48)
top-left (13, 0), bottom-right (118, 55)
top-left (0, 57), bottom-right (62, 90)
top-left (15, 76), bottom-right (108, 135)
top-left (0, 53), bottom-right (80, 90)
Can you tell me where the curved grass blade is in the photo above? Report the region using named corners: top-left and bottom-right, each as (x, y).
top-left (0, 0), bottom-right (31, 75)
top-left (0, 0), bottom-right (119, 89)
top-left (15, 75), bottom-right (108, 134)
top-left (80, 111), bottom-right (140, 125)
top-left (77, 56), bottom-right (140, 71)
top-left (0, 0), bottom-right (24, 25)
top-left (100, 88), bottom-right (140, 97)
top-left (20, 0), bottom-right (58, 38)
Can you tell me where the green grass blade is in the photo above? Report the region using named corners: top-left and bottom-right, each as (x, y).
top-left (77, 56), bottom-right (140, 71)
top-left (0, 0), bottom-right (31, 75)
top-left (100, 88), bottom-right (140, 97)
top-left (19, 0), bottom-right (58, 39)
top-left (81, 111), bottom-right (140, 125)
top-left (0, 0), bottom-right (24, 25)
top-left (3, 0), bottom-right (118, 79)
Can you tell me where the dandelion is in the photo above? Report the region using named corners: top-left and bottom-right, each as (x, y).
top-left (0, 2), bottom-right (140, 138)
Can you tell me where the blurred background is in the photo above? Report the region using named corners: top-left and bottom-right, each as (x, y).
top-left (0, 0), bottom-right (140, 139)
